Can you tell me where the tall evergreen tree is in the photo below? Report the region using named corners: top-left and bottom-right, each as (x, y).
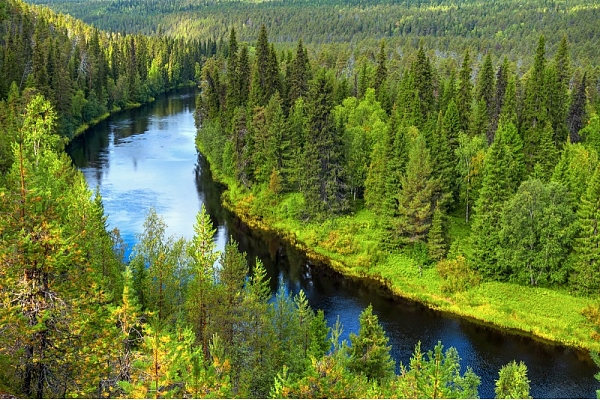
top-left (457, 49), bottom-right (473, 133)
top-left (567, 73), bottom-right (588, 143)
top-left (570, 164), bottom-right (600, 294)
top-left (470, 121), bottom-right (524, 279)
top-left (521, 36), bottom-right (549, 172)
top-left (491, 57), bottom-right (510, 141)
top-left (476, 52), bottom-right (495, 125)
top-left (397, 131), bottom-right (437, 243)
top-left (348, 305), bottom-right (395, 384)
top-left (427, 203), bottom-right (448, 262)
top-left (286, 39), bottom-right (311, 108)
top-left (411, 45), bottom-right (434, 126)
top-left (302, 68), bottom-right (348, 217)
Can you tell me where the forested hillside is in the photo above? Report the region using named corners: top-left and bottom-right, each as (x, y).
top-left (2, 0), bottom-right (600, 396)
top-left (195, 26), bottom-right (600, 350)
top-left (0, 0), bottom-right (213, 144)
top-left (30, 0), bottom-right (600, 66)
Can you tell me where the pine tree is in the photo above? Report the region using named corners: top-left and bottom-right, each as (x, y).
top-left (186, 205), bottom-right (219, 356)
top-left (396, 342), bottom-right (480, 399)
top-left (495, 361), bottom-right (532, 399)
top-left (348, 305), bottom-right (395, 383)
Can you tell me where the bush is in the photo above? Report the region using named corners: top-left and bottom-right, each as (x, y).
top-left (436, 256), bottom-right (481, 294)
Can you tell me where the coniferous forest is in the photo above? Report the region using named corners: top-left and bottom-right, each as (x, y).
top-left (2, 0), bottom-right (600, 397)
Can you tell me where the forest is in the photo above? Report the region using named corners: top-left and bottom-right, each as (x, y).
top-left (2, 0), bottom-right (600, 397)
top-left (29, 0), bottom-right (600, 67)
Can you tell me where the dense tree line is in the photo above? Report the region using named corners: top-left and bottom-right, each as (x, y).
top-left (31, 0), bottom-right (600, 68)
top-left (196, 27), bottom-right (600, 294)
top-left (0, 0), bottom-right (214, 169)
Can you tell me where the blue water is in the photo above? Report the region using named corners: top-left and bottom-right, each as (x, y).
top-left (68, 87), bottom-right (598, 398)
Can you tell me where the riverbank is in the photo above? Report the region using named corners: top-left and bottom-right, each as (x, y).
top-left (66, 84), bottom-right (196, 143)
top-left (196, 139), bottom-right (600, 354)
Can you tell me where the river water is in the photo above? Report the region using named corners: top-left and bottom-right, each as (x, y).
top-left (67, 87), bottom-right (598, 398)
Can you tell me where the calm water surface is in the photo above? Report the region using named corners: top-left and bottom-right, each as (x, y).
top-left (67, 88), bottom-right (598, 398)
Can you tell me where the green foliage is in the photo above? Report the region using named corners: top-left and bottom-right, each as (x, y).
top-left (436, 255), bottom-right (481, 294)
top-left (570, 163), bottom-right (600, 294)
top-left (499, 179), bottom-right (575, 286)
top-left (397, 131), bottom-right (437, 243)
top-left (348, 305), bottom-right (396, 383)
top-left (395, 341), bottom-right (481, 399)
top-left (427, 204), bottom-right (449, 262)
top-left (494, 361), bottom-right (532, 399)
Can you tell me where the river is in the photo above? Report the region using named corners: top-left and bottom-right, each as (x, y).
top-left (67, 87), bottom-right (598, 398)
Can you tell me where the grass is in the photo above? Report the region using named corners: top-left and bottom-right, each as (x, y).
top-left (198, 139), bottom-right (600, 353)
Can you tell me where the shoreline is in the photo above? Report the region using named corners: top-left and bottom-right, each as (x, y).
top-left (198, 149), bottom-right (599, 355)
top-left (65, 83), bottom-right (196, 144)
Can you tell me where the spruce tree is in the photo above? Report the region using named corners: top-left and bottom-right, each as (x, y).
top-left (491, 57), bottom-right (510, 140)
top-left (570, 164), bottom-right (600, 294)
top-left (521, 36), bottom-right (548, 173)
top-left (302, 68), bottom-right (348, 218)
top-left (286, 39), bottom-right (311, 107)
top-left (348, 305), bottom-right (395, 383)
top-left (552, 142), bottom-right (598, 211)
top-left (430, 110), bottom-right (455, 211)
top-left (411, 45), bottom-right (434, 126)
top-left (476, 52), bottom-right (495, 123)
top-left (427, 204), bottom-right (448, 262)
top-left (567, 73), bottom-right (587, 143)
top-left (374, 39), bottom-right (388, 102)
top-left (457, 49), bottom-right (473, 133)
top-left (470, 121), bottom-right (524, 279)
top-left (397, 131), bottom-right (437, 243)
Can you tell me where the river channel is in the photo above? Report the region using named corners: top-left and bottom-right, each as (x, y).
top-left (67, 87), bottom-right (598, 398)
